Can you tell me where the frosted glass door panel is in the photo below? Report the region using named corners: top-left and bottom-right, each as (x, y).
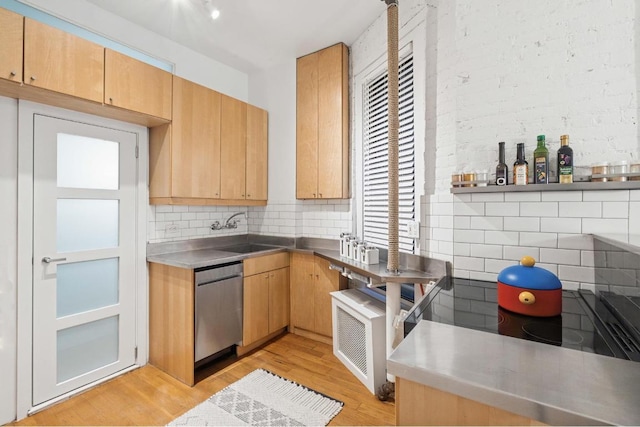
top-left (57, 133), bottom-right (119, 190)
top-left (57, 199), bottom-right (119, 252)
top-left (57, 258), bottom-right (119, 317)
top-left (57, 316), bottom-right (119, 384)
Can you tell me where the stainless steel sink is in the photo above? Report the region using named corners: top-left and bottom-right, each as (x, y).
top-left (219, 244), bottom-right (283, 254)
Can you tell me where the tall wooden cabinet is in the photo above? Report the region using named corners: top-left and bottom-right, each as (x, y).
top-left (104, 49), bottom-right (172, 120)
top-left (0, 8), bottom-right (23, 84)
top-left (24, 18), bottom-right (104, 103)
top-left (290, 253), bottom-right (347, 341)
top-left (242, 253), bottom-right (290, 347)
top-left (246, 104), bottom-right (269, 201)
top-left (220, 95), bottom-right (247, 200)
top-left (296, 43), bottom-right (349, 200)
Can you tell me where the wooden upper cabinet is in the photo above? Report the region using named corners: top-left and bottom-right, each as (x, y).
top-left (296, 53), bottom-right (319, 199)
top-left (24, 18), bottom-right (104, 103)
top-left (171, 77), bottom-right (221, 199)
top-left (246, 104), bottom-right (268, 201)
top-left (104, 49), bottom-right (172, 119)
top-left (0, 8), bottom-right (23, 83)
top-left (296, 43), bottom-right (349, 200)
top-left (220, 94), bottom-right (247, 200)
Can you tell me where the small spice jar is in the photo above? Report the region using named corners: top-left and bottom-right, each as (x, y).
top-left (630, 162), bottom-right (640, 181)
top-left (451, 171), bottom-right (463, 187)
top-left (463, 172), bottom-right (477, 187)
top-left (591, 163), bottom-right (609, 182)
top-left (476, 170), bottom-right (489, 187)
top-left (611, 161), bottom-right (629, 182)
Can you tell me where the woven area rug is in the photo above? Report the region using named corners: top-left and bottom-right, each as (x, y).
top-left (168, 369), bottom-right (344, 426)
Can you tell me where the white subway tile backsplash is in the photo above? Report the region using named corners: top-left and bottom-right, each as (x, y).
top-left (439, 215), bottom-right (454, 229)
top-left (470, 243), bottom-right (503, 259)
top-left (504, 192), bottom-right (541, 202)
top-left (485, 258), bottom-right (517, 273)
top-left (540, 218), bottom-right (582, 234)
top-left (557, 234), bottom-right (594, 250)
top-left (469, 271), bottom-right (498, 282)
top-left (453, 194), bottom-right (472, 203)
top-left (503, 246), bottom-right (540, 261)
top-left (582, 218), bottom-right (628, 235)
top-left (539, 248), bottom-right (581, 266)
top-left (454, 216), bottom-right (471, 229)
top-left (536, 263), bottom-right (558, 276)
top-left (454, 229), bottom-right (485, 243)
top-left (583, 190), bottom-right (629, 202)
top-left (453, 256), bottom-right (485, 272)
top-left (471, 193), bottom-right (504, 202)
top-left (485, 202), bottom-right (519, 217)
top-left (432, 202), bottom-right (453, 216)
top-left (439, 241), bottom-right (454, 255)
top-left (561, 281), bottom-right (581, 291)
top-left (630, 190), bottom-right (640, 201)
top-left (519, 232), bottom-right (558, 248)
top-left (433, 228), bottom-right (454, 241)
top-left (454, 202), bottom-right (485, 216)
top-left (453, 269), bottom-right (471, 279)
top-left (519, 202), bottom-right (559, 217)
top-left (541, 191), bottom-right (583, 202)
top-left (454, 242), bottom-right (471, 256)
top-left (503, 217), bottom-right (540, 232)
top-left (602, 201), bottom-right (629, 219)
top-left (558, 265), bottom-right (595, 283)
top-left (156, 205), bottom-right (173, 213)
top-left (484, 230), bottom-right (519, 246)
top-left (470, 216), bottom-right (503, 230)
top-left (630, 202), bottom-right (640, 246)
top-left (559, 202), bottom-right (601, 218)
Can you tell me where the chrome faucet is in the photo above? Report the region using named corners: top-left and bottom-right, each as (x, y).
top-left (210, 211), bottom-right (247, 231)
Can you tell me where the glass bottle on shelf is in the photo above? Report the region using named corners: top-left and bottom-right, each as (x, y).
top-left (513, 143), bottom-right (528, 185)
top-left (557, 134), bottom-right (573, 184)
top-left (533, 134), bottom-right (549, 184)
top-left (496, 141), bottom-right (508, 186)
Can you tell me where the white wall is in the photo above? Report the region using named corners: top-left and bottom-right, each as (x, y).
top-left (0, 96), bottom-right (18, 424)
top-left (20, 0), bottom-right (249, 101)
top-left (424, 0), bottom-right (640, 283)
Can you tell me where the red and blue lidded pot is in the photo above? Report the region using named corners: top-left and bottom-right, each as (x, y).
top-left (497, 256), bottom-right (562, 317)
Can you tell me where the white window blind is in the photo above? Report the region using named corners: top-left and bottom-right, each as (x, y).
top-left (362, 55), bottom-right (415, 253)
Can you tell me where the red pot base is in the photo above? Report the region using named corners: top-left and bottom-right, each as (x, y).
top-left (497, 282), bottom-right (562, 317)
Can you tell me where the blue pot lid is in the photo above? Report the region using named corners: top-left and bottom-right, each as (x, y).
top-left (497, 257), bottom-right (562, 290)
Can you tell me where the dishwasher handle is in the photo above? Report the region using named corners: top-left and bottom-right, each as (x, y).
top-left (197, 273), bottom-right (242, 287)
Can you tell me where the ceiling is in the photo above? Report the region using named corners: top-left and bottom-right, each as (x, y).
top-left (84, 0), bottom-right (386, 73)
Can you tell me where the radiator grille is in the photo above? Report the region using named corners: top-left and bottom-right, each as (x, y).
top-left (337, 306), bottom-right (367, 376)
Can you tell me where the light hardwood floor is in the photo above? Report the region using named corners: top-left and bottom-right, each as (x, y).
top-left (11, 333), bottom-right (395, 426)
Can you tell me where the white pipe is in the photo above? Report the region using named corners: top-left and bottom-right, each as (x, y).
top-left (385, 282), bottom-right (401, 382)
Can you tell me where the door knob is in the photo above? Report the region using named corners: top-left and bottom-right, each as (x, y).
top-left (42, 256), bottom-right (67, 263)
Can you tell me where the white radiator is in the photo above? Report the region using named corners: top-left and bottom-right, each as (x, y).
top-left (331, 289), bottom-right (386, 394)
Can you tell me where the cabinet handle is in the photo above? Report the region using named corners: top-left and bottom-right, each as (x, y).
top-left (10, 71), bottom-right (16, 77)
top-left (247, 194), bottom-right (251, 198)
top-left (264, 274), bottom-right (269, 279)
top-left (30, 76), bottom-right (36, 81)
top-left (312, 193), bottom-right (316, 198)
top-left (319, 193), bottom-right (323, 198)
top-left (241, 194), bottom-right (245, 198)
top-left (215, 192), bottom-right (219, 196)
top-left (109, 97), bottom-right (113, 103)
top-left (316, 274), bottom-right (319, 279)
top-left (308, 273), bottom-right (313, 278)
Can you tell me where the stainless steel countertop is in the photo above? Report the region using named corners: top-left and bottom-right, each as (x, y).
top-left (146, 236), bottom-right (448, 283)
top-left (388, 320), bottom-right (640, 426)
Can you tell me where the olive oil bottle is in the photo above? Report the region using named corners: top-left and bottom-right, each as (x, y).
top-left (513, 143), bottom-right (528, 185)
top-left (533, 134), bottom-right (549, 184)
top-left (557, 134), bottom-right (573, 184)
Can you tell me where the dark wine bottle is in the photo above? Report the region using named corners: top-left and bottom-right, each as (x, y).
top-left (496, 142), bottom-right (508, 185)
top-left (513, 143), bottom-right (528, 185)
top-left (557, 134), bottom-right (573, 183)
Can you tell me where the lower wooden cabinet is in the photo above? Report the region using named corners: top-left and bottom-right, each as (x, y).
top-left (396, 378), bottom-right (547, 426)
top-left (290, 253), bottom-right (347, 340)
top-left (242, 253), bottom-right (290, 347)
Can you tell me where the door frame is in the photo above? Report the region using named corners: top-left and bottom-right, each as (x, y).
top-left (16, 100), bottom-right (149, 419)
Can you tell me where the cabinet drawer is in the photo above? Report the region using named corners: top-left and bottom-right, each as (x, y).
top-left (244, 252), bottom-right (289, 277)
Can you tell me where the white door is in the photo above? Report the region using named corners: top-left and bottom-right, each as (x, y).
top-left (32, 114), bottom-right (137, 406)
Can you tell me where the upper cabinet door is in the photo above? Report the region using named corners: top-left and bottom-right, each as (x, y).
top-left (0, 8), bottom-right (23, 83)
top-left (246, 104), bottom-right (268, 201)
top-left (220, 95), bottom-right (247, 200)
top-left (104, 49), bottom-right (172, 120)
top-left (317, 43), bottom-right (349, 199)
top-left (296, 53), bottom-right (319, 199)
top-left (24, 18), bottom-right (104, 103)
top-left (171, 77), bottom-right (221, 199)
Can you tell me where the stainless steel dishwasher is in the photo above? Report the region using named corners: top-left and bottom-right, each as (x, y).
top-left (194, 261), bottom-right (243, 364)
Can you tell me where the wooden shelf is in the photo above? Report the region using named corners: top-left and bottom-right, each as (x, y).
top-left (451, 181), bottom-right (640, 194)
